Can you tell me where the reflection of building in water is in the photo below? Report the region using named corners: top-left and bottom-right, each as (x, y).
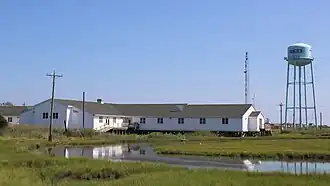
top-left (56, 146), bottom-right (330, 174)
top-left (243, 160), bottom-right (329, 174)
top-left (60, 144), bottom-right (145, 160)
top-left (62, 145), bottom-right (129, 159)
top-left (279, 161), bottom-right (322, 174)
top-left (243, 160), bottom-right (258, 171)
top-left (92, 144), bottom-right (129, 159)
top-left (64, 147), bottom-right (94, 158)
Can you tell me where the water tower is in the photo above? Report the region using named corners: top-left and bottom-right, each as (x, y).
top-left (284, 43), bottom-right (318, 129)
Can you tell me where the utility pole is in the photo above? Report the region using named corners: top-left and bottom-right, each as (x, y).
top-left (244, 52), bottom-right (249, 104)
top-left (320, 112), bottom-right (323, 129)
top-left (279, 102), bottom-right (284, 132)
top-left (82, 92), bottom-right (85, 130)
top-left (46, 70), bottom-right (63, 142)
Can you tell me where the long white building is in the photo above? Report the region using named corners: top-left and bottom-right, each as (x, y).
top-left (19, 98), bottom-right (265, 133)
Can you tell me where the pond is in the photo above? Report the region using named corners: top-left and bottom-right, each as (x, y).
top-left (48, 143), bottom-right (330, 174)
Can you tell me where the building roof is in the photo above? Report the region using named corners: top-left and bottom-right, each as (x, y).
top-left (54, 99), bottom-right (252, 118)
top-left (0, 106), bottom-right (31, 116)
top-left (114, 104), bottom-right (252, 118)
top-left (249, 111), bottom-right (261, 117)
top-left (55, 99), bottom-right (124, 115)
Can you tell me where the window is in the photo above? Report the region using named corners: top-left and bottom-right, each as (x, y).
top-left (157, 118), bottom-right (163, 124)
top-left (53, 113), bottom-right (59, 119)
top-left (42, 112), bottom-right (48, 119)
top-left (222, 118), bottom-right (229, 124)
top-left (7, 117), bottom-right (12, 122)
top-left (289, 49), bottom-right (303, 53)
top-left (200, 118), bottom-right (206, 124)
top-left (113, 117), bottom-right (116, 123)
top-left (178, 118), bottom-right (184, 124)
top-left (99, 116), bottom-right (103, 123)
top-left (140, 118), bottom-right (146, 124)
top-left (259, 118), bottom-right (263, 125)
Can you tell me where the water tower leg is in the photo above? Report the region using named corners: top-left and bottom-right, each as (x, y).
top-left (310, 63), bottom-right (318, 128)
top-left (293, 65), bottom-right (297, 129)
top-left (298, 66), bottom-right (302, 129)
top-left (303, 66), bottom-right (308, 129)
top-left (284, 63), bottom-right (290, 130)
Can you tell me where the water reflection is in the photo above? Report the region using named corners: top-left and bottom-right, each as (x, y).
top-left (49, 144), bottom-right (330, 174)
top-left (254, 160), bottom-right (329, 175)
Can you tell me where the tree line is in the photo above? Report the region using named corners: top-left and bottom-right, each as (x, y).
top-left (0, 101), bottom-right (14, 106)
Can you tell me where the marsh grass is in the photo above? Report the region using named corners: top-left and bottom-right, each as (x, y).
top-left (5, 124), bottom-right (330, 144)
top-left (273, 128), bottom-right (330, 138)
top-left (1, 131), bottom-right (330, 185)
top-left (155, 139), bottom-right (330, 160)
top-left (1, 156), bottom-right (330, 186)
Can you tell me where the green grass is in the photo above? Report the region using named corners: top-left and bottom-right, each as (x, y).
top-left (3, 125), bottom-right (192, 147)
top-left (1, 156), bottom-right (330, 186)
top-left (1, 125), bottom-right (330, 185)
top-left (155, 139), bottom-right (330, 160)
top-left (6, 124), bottom-right (330, 144)
top-left (1, 144), bottom-right (330, 186)
top-left (272, 128), bottom-right (330, 138)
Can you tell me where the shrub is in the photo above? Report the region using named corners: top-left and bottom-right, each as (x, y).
top-left (191, 131), bottom-right (214, 136)
top-left (0, 114), bottom-right (8, 128)
top-left (0, 114), bottom-right (8, 135)
top-left (280, 130), bottom-right (292, 134)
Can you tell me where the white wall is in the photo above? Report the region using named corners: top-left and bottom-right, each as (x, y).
top-left (130, 106), bottom-right (258, 132)
top-left (19, 109), bottom-right (35, 124)
top-left (136, 117), bottom-right (244, 132)
top-left (26, 100), bottom-right (68, 128)
top-left (248, 117), bottom-right (258, 131)
top-left (66, 106), bottom-right (93, 129)
top-left (257, 114), bottom-right (265, 129)
top-left (19, 100), bottom-right (94, 129)
top-left (247, 113), bottom-right (265, 132)
top-left (242, 106), bottom-right (256, 132)
top-left (93, 115), bottom-right (126, 130)
top-left (3, 115), bottom-right (20, 124)
top-left (19, 100), bottom-right (264, 133)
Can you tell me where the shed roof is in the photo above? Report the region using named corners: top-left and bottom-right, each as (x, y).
top-left (0, 106), bottom-right (31, 116)
top-left (249, 111), bottom-right (261, 117)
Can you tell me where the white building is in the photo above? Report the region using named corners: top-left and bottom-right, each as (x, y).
top-left (113, 103), bottom-right (265, 132)
top-left (0, 106), bottom-right (30, 124)
top-left (19, 98), bottom-right (265, 133)
top-left (19, 99), bottom-right (128, 130)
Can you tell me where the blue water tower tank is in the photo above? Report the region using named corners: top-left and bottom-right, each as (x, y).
top-left (285, 43), bottom-right (313, 66)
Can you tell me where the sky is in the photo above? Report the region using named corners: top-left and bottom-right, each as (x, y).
top-left (0, 0), bottom-right (329, 125)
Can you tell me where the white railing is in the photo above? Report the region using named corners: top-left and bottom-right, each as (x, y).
top-left (95, 124), bottom-right (113, 132)
top-left (95, 122), bottom-right (131, 132)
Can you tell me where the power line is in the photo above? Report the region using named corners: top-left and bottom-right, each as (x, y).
top-left (46, 70), bottom-right (63, 142)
